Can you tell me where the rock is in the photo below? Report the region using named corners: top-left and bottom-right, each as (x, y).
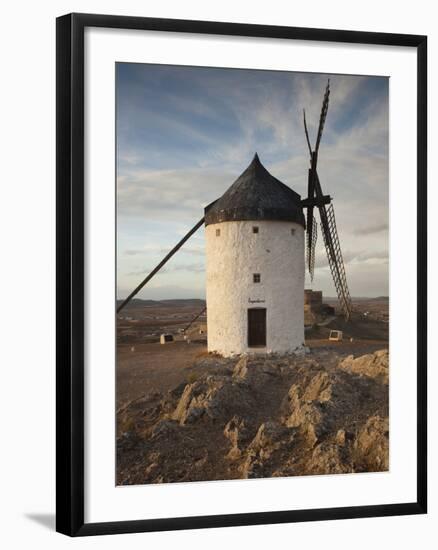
top-left (145, 462), bottom-right (158, 476)
top-left (302, 371), bottom-right (332, 402)
top-left (239, 422), bottom-right (294, 478)
top-left (168, 381), bottom-right (188, 399)
top-left (282, 374), bottom-right (333, 446)
top-left (335, 429), bottom-right (346, 446)
top-left (171, 383), bottom-right (197, 424)
top-left (233, 356), bottom-right (249, 380)
top-left (233, 356), bottom-right (282, 383)
top-left (308, 441), bottom-right (352, 474)
top-left (185, 406), bottom-right (205, 424)
top-left (152, 419), bottom-right (180, 438)
top-left (249, 422), bottom-right (285, 454)
top-left (353, 415), bottom-right (389, 471)
top-left (223, 416), bottom-right (246, 459)
top-left (339, 350), bottom-right (389, 384)
top-left (171, 375), bottom-right (256, 425)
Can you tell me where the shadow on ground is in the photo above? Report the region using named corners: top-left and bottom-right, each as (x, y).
top-left (25, 513), bottom-right (55, 531)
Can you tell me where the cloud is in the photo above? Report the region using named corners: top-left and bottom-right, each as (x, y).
top-left (127, 267), bottom-right (168, 276)
top-left (117, 168), bottom-right (230, 222)
top-left (127, 262), bottom-right (205, 277)
top-left (123, 245), bottom-right (204, 257)
top-left (314, 248), bottom-right (388, 269)
top-left (172, 263), bottom-right (205, 273)
top-left (354, 223), bottom-right (388, 236)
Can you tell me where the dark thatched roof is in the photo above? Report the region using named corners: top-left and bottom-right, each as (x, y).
top-left (205, 154), bottom-right (305, 227)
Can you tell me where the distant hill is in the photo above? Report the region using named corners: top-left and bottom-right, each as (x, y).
top-left (320, 296), bottom-right (389, 305)
top-left (350, 296), bottom-right (389, 302)
top-left (117, 296), bottom-right (388, 309)
top-left (117, 298), bottom-right (206, 309)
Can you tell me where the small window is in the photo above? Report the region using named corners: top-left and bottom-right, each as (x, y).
top-left (253, 226), bottom-right (259, 234)
top-left (216, 228), bottom-right (221, 237)
top-left (253, 273), bottom-right (261, 283)
top-left (291, 228), bottom-right (296, 235)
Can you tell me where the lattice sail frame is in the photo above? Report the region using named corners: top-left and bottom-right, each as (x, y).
top-left (306, 217), bottom-right (318, 282)
top-left (319, 203), bottom-right (352, 320)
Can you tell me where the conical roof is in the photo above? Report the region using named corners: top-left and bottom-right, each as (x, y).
top-left (205, 153), bottom-right (305, 227)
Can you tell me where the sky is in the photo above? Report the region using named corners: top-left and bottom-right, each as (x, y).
top-left (116, 63), bottom-right (389, 300)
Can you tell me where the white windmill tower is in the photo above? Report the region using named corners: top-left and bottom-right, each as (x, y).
top-left (204, 153), bottom-right (305, 356)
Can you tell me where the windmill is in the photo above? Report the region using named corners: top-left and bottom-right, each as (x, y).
top-left (118, 79), bottom-right (352, 336)
top-left (302, 80), bottom-right (353, 320)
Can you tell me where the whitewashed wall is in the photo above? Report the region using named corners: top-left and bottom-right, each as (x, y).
top-left (205, 220), bottom-right (304, 356)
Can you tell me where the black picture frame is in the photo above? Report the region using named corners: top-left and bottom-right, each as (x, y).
top-left (56, 12), bottom-right (427, 537)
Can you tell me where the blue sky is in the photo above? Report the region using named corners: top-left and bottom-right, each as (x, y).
top-left (117, 63), bottom-right (389, 300)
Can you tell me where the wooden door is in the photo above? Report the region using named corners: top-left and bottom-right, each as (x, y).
top-left (248, 308), bottom-right (266, 347)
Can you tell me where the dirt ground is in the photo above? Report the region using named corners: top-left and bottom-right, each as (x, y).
top-left (117, 341), bottom-right (207, 408)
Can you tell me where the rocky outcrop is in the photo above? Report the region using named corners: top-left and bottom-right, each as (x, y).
top-left (339, 350), bottom-right (389, 384)
top-left (233, 356), bottom-right (249, 380)
top-left (172, 374), bottom-right (257, 425)
top-left (223, 416), bottom-right (247, 460)
top-left (239, 422), bottom-right (295, 478)
top-left (353, 415), bottom-right (389, 471)
top-left (117, 349), bottom-right (389, 485)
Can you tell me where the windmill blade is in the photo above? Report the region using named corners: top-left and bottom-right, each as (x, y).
top-left (306, 207), bottom-right (314, 277)
top-left (306, 216), bottom-right (317, 281)
top-left (306, 164), bottom-right (316, 278)
top-left (303, 109), bottom-right (312, 157)
top-left (318, 203), bottom-right (353, 320)
top-left (314, 79), bottom-right (330, 154)
top-left (303, 107), bottom-right (316, 278)
top-left (183, 306), bottom-right (206, 334)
